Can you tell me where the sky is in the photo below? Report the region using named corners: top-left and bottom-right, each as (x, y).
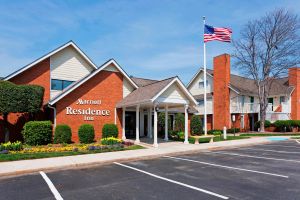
top-left (0, 0), bottom-right (299, 84)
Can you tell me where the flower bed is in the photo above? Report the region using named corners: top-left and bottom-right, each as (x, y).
top-left (0, 140), bottom-right (144, 162)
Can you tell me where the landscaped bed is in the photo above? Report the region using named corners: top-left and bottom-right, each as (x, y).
top-left (240, 133), bottom-right (300, 137)
top-left (0, 141), bottom-right (144, 162)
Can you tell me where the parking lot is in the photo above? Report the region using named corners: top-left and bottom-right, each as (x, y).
top-left (1, 140), bottom-right (300, 200)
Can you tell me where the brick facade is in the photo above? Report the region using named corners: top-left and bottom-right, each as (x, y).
top-left (289, 67), bottom-right (300, 120)
top-left (55, 70), bottom-right (123, 142)
top-left (213, 54), bottom-right (231, 130)
top-left (0, 58), bottom-right (51, 142)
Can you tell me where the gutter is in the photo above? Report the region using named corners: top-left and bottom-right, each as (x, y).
top-left (47, 104), bottom-right (57, 128)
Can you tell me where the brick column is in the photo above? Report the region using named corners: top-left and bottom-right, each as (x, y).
top-left (289, 67), bottom-right (300, 120)
top-left (213, 54), bottom-right (231, 130)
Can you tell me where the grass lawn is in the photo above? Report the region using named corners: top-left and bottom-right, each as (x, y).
top-left (0, 145), bottom-right (144, 162)
top-left (291, 136), bottom-right (300, 139)
top-left (196, 136), bottom-right (250, 143)
top-left (240, 133), bottom-right (300, 137)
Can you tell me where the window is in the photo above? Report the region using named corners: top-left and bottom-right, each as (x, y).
top-left (280, 96), bottom-right (285, 103)
top-left (51, 79), bottom-right (74, 91)
top-left (197, 100), bottom-right (204, 106)
top-left (198, 80), bottom-right (208, 88)
top-left (250, 96), bottom-right (254, 103)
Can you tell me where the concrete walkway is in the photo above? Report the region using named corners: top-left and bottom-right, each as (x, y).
top-left (0, 137), bottom-right (288, 177)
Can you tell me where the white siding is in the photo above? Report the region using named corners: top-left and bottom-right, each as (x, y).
top-left (188, 71), bottom-right (213, 96)
top-left (123, 77), bottom-right (134, 98)
top-left (50, 46), bottom-right (94, 81)
top-left (50, 46), bottom-right (95, 98)
top-left (159, 83), bottom-right (188, 103)
top-left (103, 64), bottom-right (119, 72)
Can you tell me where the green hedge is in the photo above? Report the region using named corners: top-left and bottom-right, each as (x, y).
top-left (190, 115), bottom-right (203, 135)
top-left (22, 121), bottom-right (52, 146)
top-left (102, 124), bottom-right (118, 138)
top-left (54, 124), bottom-right (72, 144)
top-left (254, 120), bottom-right (271, 129)
top-left (78, 124), bottom-right (95, 144)
top-left (227, 128), bottom-right (240, 133)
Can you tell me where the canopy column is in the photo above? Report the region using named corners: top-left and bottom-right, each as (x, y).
top-left (122, 107), bottom-right (126, 140)
top-left (148, 108), bottom-right (152, 138)
top-left (184, 104), bottom-right (189, 144)
top-left (153, 106), bottom-right (158, 148)
top-left (164, 105), bottom-right (168, 141)
top-left (135, 105), bottom-right (140, 144)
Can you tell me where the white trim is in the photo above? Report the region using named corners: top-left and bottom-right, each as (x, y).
top-left (187, 68), bottom-right (213, 89)
top-left (49, 60), bottom-right (138, 105)
top-left (151, 77), bottom-right (198, 106)
top-left (156, 97), bottom-right (189, 104)
top-left (4, 41), bottom-right (97, 81)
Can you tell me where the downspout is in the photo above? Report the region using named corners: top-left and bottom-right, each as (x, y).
top-left (48, 104), bottom-right (56, 128)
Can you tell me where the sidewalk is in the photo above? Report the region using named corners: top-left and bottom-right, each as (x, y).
top-left (0, 137), bottom-right (284, 177)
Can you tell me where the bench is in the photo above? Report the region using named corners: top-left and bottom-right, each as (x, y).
top-left (192, 135), bottom-right (215, 144)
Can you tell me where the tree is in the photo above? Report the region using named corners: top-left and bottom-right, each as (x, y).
top-left (233, 9), bottom-right (300, 132)
top-left (174, 113), bottom-right (185, 132)
top-left (0, 81), bottom-right (44, 141)
top-left (158, 112), bottom-right (172, 131)
top-left (190, 115), bottom-right (203, 135)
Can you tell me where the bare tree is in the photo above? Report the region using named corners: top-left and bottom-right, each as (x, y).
top-left (233, 8), bottom-right (300, 132)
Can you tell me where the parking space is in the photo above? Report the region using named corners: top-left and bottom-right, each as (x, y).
top-left (1, 140), bottom-right (300, 200)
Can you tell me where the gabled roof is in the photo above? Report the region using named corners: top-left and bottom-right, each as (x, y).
top-left (186, 67), bottom-right (213, 89)
top-left (131, 77), bottom-right (158, 87)
top-left (49, 59), bottom-right (138, 105)
top-left (4, 40), bottom-right (98, 80)
top-left (116, 76), bottom-right (198, 108)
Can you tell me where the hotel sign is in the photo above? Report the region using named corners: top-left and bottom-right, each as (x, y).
top-left (66, 99), bottom-right (110, 121)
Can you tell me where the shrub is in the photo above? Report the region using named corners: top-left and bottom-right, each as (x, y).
top-left (22, 121), bottom-right (52, 146)
top-left (273, 120), bottom-right (293, 132)
top-left (54, 124), bottom-right (72, 144)
top-left (190, 115), bottom-right (203, 135)
top-left (78, 124), bottom-right (95, 144)
top-left (188, 137), bottom-right (196, 144)
top-left (174, 113), bottom-right (185, 132)
top-left (0, 141), bottom-right (23, 151)
top-left (102, 124), bottom-right (118, 138)
top-left (177, 132), bottom-right (185, 140)
top-left (254, 120), bottom-right (271, 129)
top-left (208, 129), bottom-right (222, 135)
top-left (227, 128), bottom-right (240, 133)
top-left (101, 137), bottom-right (122, 145)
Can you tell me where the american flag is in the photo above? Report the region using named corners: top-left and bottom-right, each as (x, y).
top-left (204, 25), bottom-right (232, 43)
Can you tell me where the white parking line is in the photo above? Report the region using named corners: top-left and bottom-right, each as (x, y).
top-left (296, 140), bottom-right (300, 144)
top-left (40, 171), bottom-right (63, 200)
top-left (241, 148), bottom-right (300, 154)
top-left (114, 162), bottom-right (229, 199)
top-left (164, 156), bottom-right (289, 178)
top-left (207, 152), bottom-right (300, 163)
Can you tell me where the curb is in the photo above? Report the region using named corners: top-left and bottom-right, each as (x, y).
top-left (0, 139), bottom-right (272, 179)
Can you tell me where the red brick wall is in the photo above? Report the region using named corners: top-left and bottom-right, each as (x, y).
top-left (213, 54), bottom-right (231, 129)
top-left (289, 67), bottom-right (300, 120)
top-left (0, 58), bottom-right (51, 142)
top-left (55, 70), bottom-right (123, 142)
top-left (9, 58), bottom-right (50, 103)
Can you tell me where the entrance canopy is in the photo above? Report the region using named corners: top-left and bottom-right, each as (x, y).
top-left (116, 77), bottom-right (198, 147)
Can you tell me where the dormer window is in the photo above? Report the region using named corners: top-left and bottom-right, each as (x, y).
top-left (51, 79), bottom-right (74, 91)
top-left (198, 80), bottom-right (208, 88)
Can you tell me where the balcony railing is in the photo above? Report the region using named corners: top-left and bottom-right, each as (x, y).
top-left (196, 101), bottom-right (213, 115)
top-left (230, 102), bottom-right (289, 114)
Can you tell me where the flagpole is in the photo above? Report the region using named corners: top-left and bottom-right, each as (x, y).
top-left (203, 16), bottom-right (207, 136)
